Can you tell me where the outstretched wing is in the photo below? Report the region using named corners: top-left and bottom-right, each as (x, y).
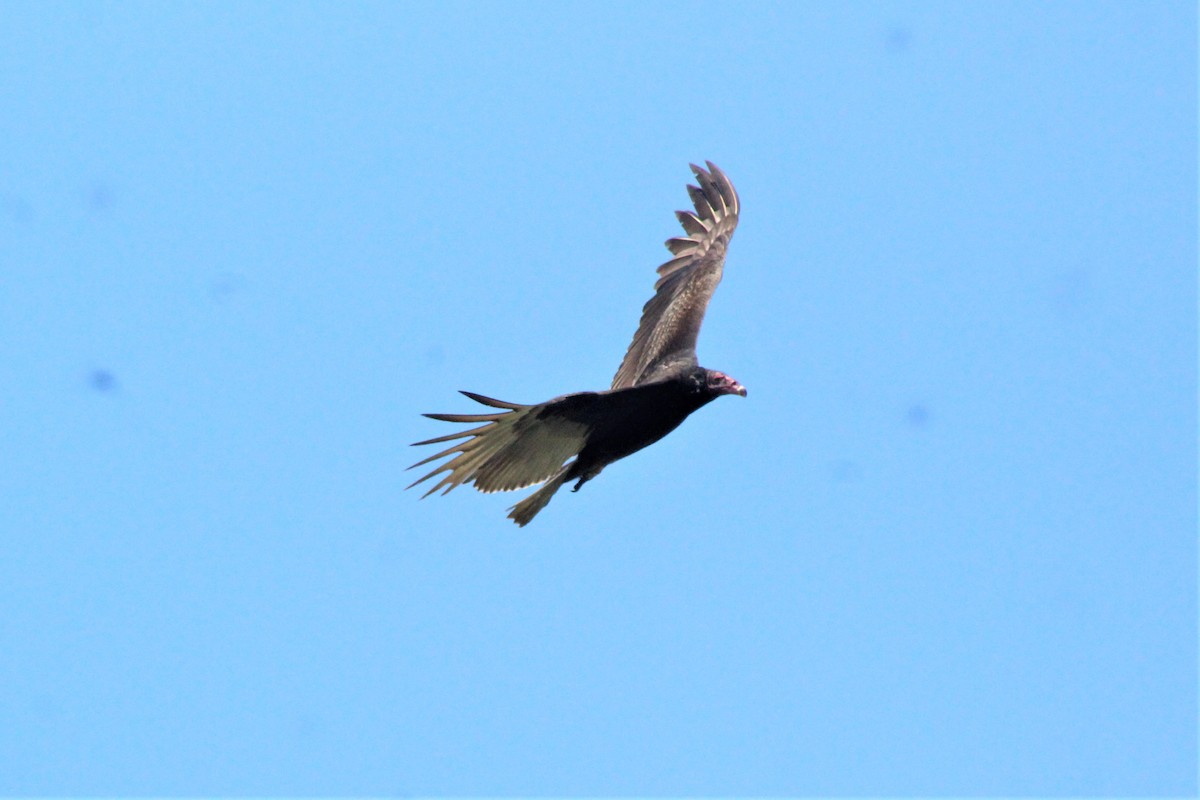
top-left (611, 161), bottom-right (740, 390)
top-left (406, 390), bottom-right (595, 497)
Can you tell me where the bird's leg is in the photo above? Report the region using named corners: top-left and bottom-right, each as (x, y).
top-left (570, 465), bottom-right (603, 492)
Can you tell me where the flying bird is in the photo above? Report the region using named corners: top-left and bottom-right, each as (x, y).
top-left (409, 161), bottom-right (746, 526)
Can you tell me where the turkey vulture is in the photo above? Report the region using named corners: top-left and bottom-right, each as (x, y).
top-left (409, 161), bottom-right (745, 526)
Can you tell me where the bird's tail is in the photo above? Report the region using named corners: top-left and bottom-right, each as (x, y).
top-left (508, 467), bottom-right (569, 527)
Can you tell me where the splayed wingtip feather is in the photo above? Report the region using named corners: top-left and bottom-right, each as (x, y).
top-left (459, 390), bottom-right (525, 410)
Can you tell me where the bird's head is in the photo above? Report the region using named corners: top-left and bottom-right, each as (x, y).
top-left (705, 369), bottom-right (747, 398)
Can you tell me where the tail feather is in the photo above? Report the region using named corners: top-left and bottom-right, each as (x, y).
top-left (507, 468), bottom-right (569, 527)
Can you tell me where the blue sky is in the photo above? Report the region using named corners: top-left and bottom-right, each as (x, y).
top-left (0, 1), bottom-right (1195, 795)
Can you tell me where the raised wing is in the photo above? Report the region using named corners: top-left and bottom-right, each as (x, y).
top-left (407, 391), bottom-right (594, 497)
top-left (611, 161), bottom-right (740, 389)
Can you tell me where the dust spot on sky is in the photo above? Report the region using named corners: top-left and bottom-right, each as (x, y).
top-left (89, 369), bottom-right (117, 393)
top-left (905, 403), bottom-right (930, 428)
top-left (1050, 267), bottom-right (1092, 316)
top-left (209, 272), bottom-right (244, 301)
top-left (830, 459), bottom-right (863, 483)
top-left (2, 195), bottom-right (33, 223)
top-left (88, 182), bottom-right (114, 212)
top-left (885, 25), bottom-right (913, 53)
top-left (425, 344), bottom-right (445, 367)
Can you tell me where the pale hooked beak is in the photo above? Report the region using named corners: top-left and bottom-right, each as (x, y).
top-left (711, 371), bottom-right (747, 397)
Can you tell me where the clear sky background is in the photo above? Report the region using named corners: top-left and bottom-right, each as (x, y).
top-left (0, 1), bottom-right (1195, 795)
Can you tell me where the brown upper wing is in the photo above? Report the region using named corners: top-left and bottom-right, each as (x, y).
top-left (611, 161), bottom-right (740, 389)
